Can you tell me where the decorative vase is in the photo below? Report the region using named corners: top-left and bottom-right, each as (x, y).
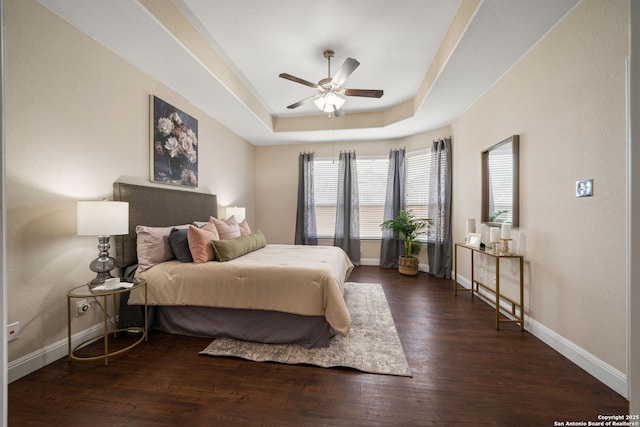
top-left (168, 155), bottom-right (185, 181)
top-left (398, 256), bottom-right (419, 276)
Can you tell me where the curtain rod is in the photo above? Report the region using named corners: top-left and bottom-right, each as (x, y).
top-left (433, 136), bottom-right (452, 142)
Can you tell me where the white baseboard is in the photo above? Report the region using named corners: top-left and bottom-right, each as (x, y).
top-left (526, 316), bottom-right (627, 398)
top-left (8, 322), bottom-right (105, 383)
top-left (455, 273), bottom-right (628, 398)
top-left (359, 258), bottom-right (430, 274)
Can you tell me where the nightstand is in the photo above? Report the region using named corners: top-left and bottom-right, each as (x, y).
top-left (67, 279), bottom-right (147, 365)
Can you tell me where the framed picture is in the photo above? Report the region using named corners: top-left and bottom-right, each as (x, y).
top-left (467, 233), bottom-right (482, 248)
top-left (150, 95), bottom-right (198, 187)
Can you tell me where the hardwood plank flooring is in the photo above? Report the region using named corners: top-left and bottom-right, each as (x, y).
top-left (9, 267), bottom-right (628, 426)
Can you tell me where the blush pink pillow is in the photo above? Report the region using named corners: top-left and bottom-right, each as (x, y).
top-left (238, 219), bottom-right (251, 236)
top-left (210, 216), bottom-right (241, 240)
top-left (187, 223), bottom-right (220, 263)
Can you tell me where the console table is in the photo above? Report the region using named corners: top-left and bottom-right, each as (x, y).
top-left (454, 243), bottom-right (524, 330)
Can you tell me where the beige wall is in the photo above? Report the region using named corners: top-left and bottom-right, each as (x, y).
top-left (453, 0), bottom-right (628, 372)
top-left (254, 126), bottom-right (450, 264)
top-left (4, 0), bottom-right (255, 362)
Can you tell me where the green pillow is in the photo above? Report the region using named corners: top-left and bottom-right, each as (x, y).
top-left (211, 231), bottom-right (266, 262)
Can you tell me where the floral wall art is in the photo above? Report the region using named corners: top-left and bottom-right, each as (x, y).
top-left (151, 95), bottom-right (198, 187)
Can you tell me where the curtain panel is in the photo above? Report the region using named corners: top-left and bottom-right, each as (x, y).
top-left (379, 148), bottom-right (406, 268)
top-left (334, 151), bottom-right (361, 265)
top-left (295, 152), bottom-right (318, 245)
top-left (427, 138), bottom-right (452, 278)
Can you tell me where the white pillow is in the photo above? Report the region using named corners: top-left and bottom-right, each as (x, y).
top-left (136, 224), bottom-right (189, 271)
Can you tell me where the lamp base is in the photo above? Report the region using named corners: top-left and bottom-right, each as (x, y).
top-left (89, 270), bottom-right (116, 286)
top-left (88, 235), bottom-right (117, 290)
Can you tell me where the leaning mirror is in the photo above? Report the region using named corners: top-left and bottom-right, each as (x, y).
top-left (482, 135), bottom-right (519, 227)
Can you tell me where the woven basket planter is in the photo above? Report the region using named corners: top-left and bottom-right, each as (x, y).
top-left (398, 256), bottom-right (419, 276)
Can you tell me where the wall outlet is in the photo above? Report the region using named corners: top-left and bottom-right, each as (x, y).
top-left (478, 267), bottom-right (484, 279)
top-left (492, 274), bottom-right (497, 285)
top-left (7, 321), bottom-right (20, 342)
top-left (76, 300), bottom-right (90, 316)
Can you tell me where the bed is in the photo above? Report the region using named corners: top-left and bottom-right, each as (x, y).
top-left (113, 181), bottom-right (353, 348)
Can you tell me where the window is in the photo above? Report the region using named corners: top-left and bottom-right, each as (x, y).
top-left (406, 150), bottom-right (430, 220)
top-left (357, 158), bottom-right (389, 238)
top-left (313, 150), bottom-right (431, 239)
top-left (313, 160), bottom-right (339, 238)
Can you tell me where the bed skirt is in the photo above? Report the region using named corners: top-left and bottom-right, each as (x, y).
top-left (119, 296), bottom-right (335, 349)
top-left (153, 305), bottom-right (336, 349)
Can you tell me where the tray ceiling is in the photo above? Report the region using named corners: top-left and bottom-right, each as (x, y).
top-left (37, 0), bottom-right (579, 145)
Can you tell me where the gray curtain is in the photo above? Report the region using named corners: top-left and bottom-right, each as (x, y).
top-left (427, 138), bottom-right (452, 278)
top-left (379, 148), bottom-right (406, 268)
top-left (295, 152), bottom-right (317, 245)
top-left (334, 151), bottom-right (360, 265)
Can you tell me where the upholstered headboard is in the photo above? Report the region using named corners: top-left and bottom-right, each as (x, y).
top-left (113, 182), bottom-right (218, 268)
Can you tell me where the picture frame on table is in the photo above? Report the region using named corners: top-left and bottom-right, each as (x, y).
top-left (467, 233), bottom-right (482, 249)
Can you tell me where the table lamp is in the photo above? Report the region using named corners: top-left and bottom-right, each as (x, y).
top-left (226, 206), bottom-right (246, 222)
top-left (77, 200), bottom-right (129, 288)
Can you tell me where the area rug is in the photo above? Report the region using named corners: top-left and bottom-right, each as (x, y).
top-left (199, 282), bottom-right (412, 377)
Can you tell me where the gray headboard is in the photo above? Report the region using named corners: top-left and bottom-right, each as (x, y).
top-left (113, 182), bottom-right (218, 268)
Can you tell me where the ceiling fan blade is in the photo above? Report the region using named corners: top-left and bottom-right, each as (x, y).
top-left (331, 57), bottom-right (360, 86)
top-left (286, 95), bottom-right (318, 109)
top-left (279, 73), bottom-right (319, 89)
top-left (344, 89), bottom-right (384, 98)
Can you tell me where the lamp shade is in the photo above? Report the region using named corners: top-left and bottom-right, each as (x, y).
top-left (226, 206), bottom-right (246, 223)
top-left (77, 201), bottom-right (129, 236)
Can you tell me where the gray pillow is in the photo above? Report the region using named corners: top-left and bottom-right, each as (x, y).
top-left (169, 227), bottom-right (193, 263)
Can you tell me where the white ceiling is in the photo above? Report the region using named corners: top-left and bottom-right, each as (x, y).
top-left (37, 0), bottom-right (579, 146)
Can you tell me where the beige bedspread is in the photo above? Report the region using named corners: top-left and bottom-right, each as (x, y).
top-left (130, 244), bottom-right (354, 336)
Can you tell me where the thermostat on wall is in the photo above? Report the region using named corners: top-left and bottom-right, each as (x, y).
top-left (576, 179), bottom-right (593, 197)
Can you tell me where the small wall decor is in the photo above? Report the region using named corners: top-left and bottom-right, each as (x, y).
top-left (150, 95), bottom-right (198, 187)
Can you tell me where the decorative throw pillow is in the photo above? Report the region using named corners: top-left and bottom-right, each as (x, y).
top-left (169, 228), bottom-right (193, 263)
top-left (211, 231), bottom-right (267, 262)
top-left (187, 222), bottom-right (220, 263)
top-left (136, 224), bottom-right (189, 272)
top-left (210, 216), bottom-right (241, 240)
top-left (238, 219), bottom-right (252, 236)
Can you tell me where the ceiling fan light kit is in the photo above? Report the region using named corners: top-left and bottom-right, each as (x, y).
top-left (279, 49), bottom-right (383, 116)
top-left (314, 92), bottom-right (346, 113)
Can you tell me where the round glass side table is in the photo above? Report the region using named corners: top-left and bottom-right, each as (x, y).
top-left (67, 279), bottom-right (147, 365)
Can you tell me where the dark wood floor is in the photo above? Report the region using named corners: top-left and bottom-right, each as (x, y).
top-left (9, 266), bottom-right (627, 426)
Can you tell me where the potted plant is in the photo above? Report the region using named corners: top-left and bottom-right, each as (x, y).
top-left (380, 210), bottom-right (431, 276)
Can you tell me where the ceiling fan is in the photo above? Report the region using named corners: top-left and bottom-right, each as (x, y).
top-left (279, 50), bottom-right (384, 117)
